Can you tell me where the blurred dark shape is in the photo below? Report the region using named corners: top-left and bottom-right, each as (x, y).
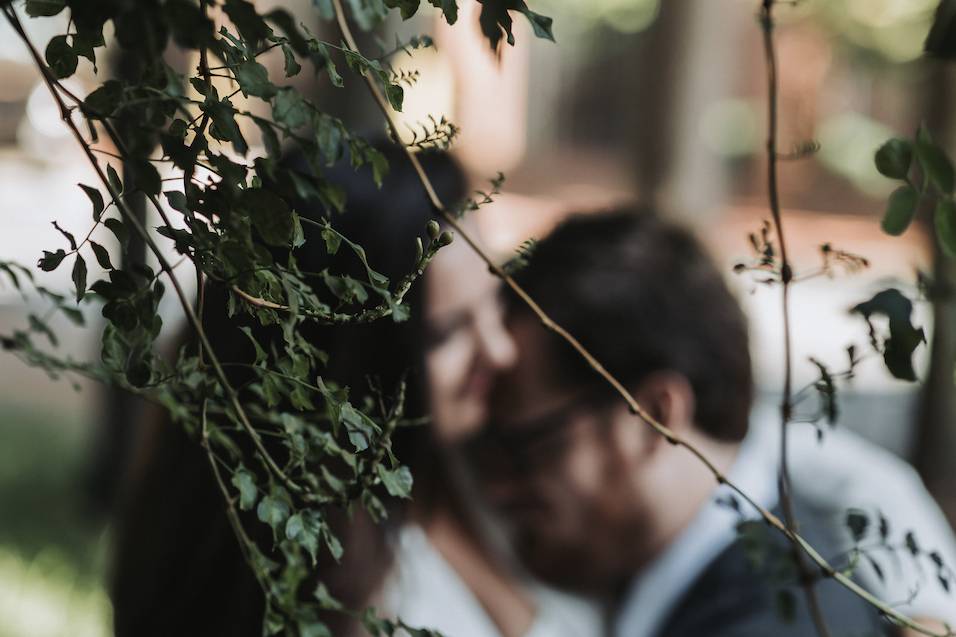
top-left (926, 0), bottom-right (956, 59)
top-left (110, 144), bottom-right (466, 636)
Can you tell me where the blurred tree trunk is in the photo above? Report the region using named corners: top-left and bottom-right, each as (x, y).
top-left (914, 59), bottom-right (956, 526)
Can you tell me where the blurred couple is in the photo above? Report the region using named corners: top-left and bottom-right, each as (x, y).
top-left (112, 149), bottom-right (956, 637)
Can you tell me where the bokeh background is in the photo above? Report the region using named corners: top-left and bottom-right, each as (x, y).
top-left (1, 1), bottom-right (954, 634)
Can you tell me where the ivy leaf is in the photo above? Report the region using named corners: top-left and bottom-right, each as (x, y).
top-left (203, 95), bottom-right (249, 155)
top-left (520, 7), bottom-right (554, 41)
top-left (852, 288), bottom-right (926, 381)
top-left (52, 221), bottom-right (77, 250)
top-left (239, 188), bottom-right (295, 246)
top-left (45, 35), bottom-right (77, 79)
top-left (881, 185), bottom-right (919, 236)
top-left (106, 164), bottom-right (123, 195)
top-left (90, 241), bottom-right (113, 270)
top-left (384, 82), bottom-right (404, 112)
top-left (272, 87), bottom-right (309, 130)
top-left (71, 28), bottom-right (105, 70)
top-left (916, 125), bottom-right (955, 195)
top-left (38, 249), bottom-right (67, 272)
top-left (104, 218), bottom-right (129, 248)
top-left (478, 0), bottom-right (554, 50)
top-left (72, 255), bottom-right (87, 302)
top-left (429, 0), bottom-right (458, 24)
top-left (25, 0), bottom-right (66, 17)
top-left (79, 184), bottom-right (105, 221)
top-left (320, 225), bottom-right (341, 255)
top-left (223, 0), bottom-right (272, 45)
top-left (935, 199), bottom-right (956, 258)
top-left (255, 119), bottom-right (281, 159)
top-left (313, 582), bottom-right (344, 611)
top-left (235, 60), bottom-right (277, 98)
top-left (231, 468), bottom-right (258, 510)
top-left (280, 43), bottom-right (301, 77)
top-left (874, 138), bottom-right (913, 180)
top-left (386, 0), bottom-right (421, 19)
top-left (376, 465), bottom-right (413, 498)
top-left (257, 494), bottom-right (290, 531)
top-left (130, 159), bottom-right (162, 196)
top-left (83, 80), bottom-right (123, 118)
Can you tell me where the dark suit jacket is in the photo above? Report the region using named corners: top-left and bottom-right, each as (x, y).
top-left (652, 504), bottom-right (896, 637)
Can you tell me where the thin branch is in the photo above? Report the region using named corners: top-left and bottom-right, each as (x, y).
top-left (759, 4), bottom-right (832, 637)
top-left (329, 1), bottom-right (952, 634)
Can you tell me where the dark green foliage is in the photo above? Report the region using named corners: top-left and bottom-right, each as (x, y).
top-left (851, 289), bottom-right (926, 381)
top-left (881, 185), bottom-right (919, 236)
top-left (1, 0), bottom-right (559, 633)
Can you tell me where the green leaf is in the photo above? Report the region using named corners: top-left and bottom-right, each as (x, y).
top-left (320, 225), bottom-right (341, 254)
top-left (239, 188), bottom-right (295, 246)
top-left (90, 241), bottom-right (113, 270)
top-left (256, 494), bottom-right (290, 530)
top-left (272, 87), bottom-right (309, 130)
top-left (387, 0), bottom-right (421, 19)
top-left (204, 95), bottom-right (249, 155)
top-left (72, 256), bottom-right (87, 302)
top-left (874, 138), bottom-right (912, 180)
top-left (83, 80), bottom-right (123, 118)
top-left (376, 465), bottom-right (413, 498)
top-left (238, 326), bottom-right (268, 365)
top-left (104, 218), bottom-right (128, 248)
top-left (313, 582), bottom-right (344, 611)
top-left (285, 513), bottom-right (304, 541)
top-left (45, 35), bottom-right (77, 79)
top-left (881, 185), bottom-right (919, 236)
top-left (231, 469), bottom-right (258, 510)
top-left (280, 43), bottom-right (301, 77)
top-left (936, 199), bottom-right (956, 258)
top-left (130, 159), bottom-right (162, 196)
top-left (429, 0), bottom-right (458, 24)
top-left (852, 288), bottom-right (926, 381)
top-left (521, 8), bottom-right (555, 42)
top-left (25, 0), bottom-right (66, 17)
top-left (79, 184), bottom-right (105, 221)
top-left (384, 82), bottom-right (404, 112)
top-left (71, 28), bottom-right (105, 70)
top-left (235, 60), bottom-right (277, 98)
top-left (106, 164), bottom-right (123, 195)
top-left (916, 125), bottom-right (955, 194)
top-left (38, 249), bottom-right (67, 272)
top-left (223, 0), bottom-right (272, 44)
top-left (255, 119), bottom-right (281, 159)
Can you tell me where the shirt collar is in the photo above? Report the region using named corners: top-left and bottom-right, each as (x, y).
top-left (612, 421), bottom-right (780, 637)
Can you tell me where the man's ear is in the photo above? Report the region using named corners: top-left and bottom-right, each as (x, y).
top-left (632, 372), bottom-right (697, 438)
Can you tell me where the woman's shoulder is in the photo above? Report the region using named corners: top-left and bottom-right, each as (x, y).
top-left (380, 524), bottom-right (604, 637)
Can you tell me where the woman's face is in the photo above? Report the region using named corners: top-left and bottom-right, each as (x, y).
top-left (424, 238), bottom-right (518, 442)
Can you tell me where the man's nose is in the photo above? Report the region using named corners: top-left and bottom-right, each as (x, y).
top-left (474, 309), bottom-right (518, 370)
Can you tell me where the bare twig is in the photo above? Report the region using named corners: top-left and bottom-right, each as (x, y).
top-left (759, 3), bottom-right (833, 637)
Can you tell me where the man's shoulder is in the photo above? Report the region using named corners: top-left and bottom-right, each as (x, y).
top-left (654, 504), bottom-right (894, 637)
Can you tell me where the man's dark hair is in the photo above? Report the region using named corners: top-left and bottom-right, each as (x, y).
top-left (511, 207), bottom-right (753, 442)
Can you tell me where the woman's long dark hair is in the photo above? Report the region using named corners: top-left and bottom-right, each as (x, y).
top-left (110, 145), bottom-right (467, 636)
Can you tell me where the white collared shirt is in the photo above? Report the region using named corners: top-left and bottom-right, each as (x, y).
top-left (614, 404), bottom-right (956, 637)
top-left (612, 417), bottom-right (780, 637)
